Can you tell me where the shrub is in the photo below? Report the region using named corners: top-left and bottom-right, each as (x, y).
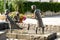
top-left (23, 2), bottom-right (60, 13)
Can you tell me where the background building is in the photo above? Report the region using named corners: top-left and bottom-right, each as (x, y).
top-left (27, 0), bottom-right (59, 2)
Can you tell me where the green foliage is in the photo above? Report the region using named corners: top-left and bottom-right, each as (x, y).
top-left (23, 2), bottom-right (33, 12)
top-left (9, 2), bottom-right (60, 13)
top-left (15, 0), bottom-right (25, 13)
top-left (23, 2), bottom-right (60, 13)
top-left (9, 3), bottom-right (15, 12)
top-left (0, 1), bottom-right (4, 13)
top-left (1, 1), bottom-right (60, 13)
top-left (6, 1), bottom-right (15, 12)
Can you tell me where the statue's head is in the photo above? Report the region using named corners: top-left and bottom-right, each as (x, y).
top-left (31, 5), bottom-right (36, 10)
top-left (5, 9), bottom-right (9, 15)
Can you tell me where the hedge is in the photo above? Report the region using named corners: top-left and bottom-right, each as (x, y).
top-left (23, 2), bottom-right (60, 13)
top-left (1, 2), bottom-right (60, 13)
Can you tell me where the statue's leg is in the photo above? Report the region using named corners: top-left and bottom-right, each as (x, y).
top-left (27, 24), bottom-right (30, 30)
top-left (36, 27), bottom-right (38, 34)
top-left (38, 19), bottom-right (44, 34)
top-left (42, 27), bottom-right (44, 34)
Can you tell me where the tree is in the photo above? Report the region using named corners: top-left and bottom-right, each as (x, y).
top-left (0, 0), bottom-right (4, 13)
top-left (12, 0), bottom-right (26, 13)
top-left (0, 0), bottom-right (26, 13)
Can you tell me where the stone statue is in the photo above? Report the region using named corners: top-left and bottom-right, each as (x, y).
top-left (31, 5), bottom-right (44, 34)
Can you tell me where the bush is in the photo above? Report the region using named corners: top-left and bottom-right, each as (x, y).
top-left (2, 1), bottom-right (60, 13)
top-left (0, 1), bottom-right (4, 13)
top-left (23, 2), bottom-right (60, 13)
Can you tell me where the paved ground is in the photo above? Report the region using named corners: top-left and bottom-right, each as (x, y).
top-left (23, 15), bottom-right (60, 25)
